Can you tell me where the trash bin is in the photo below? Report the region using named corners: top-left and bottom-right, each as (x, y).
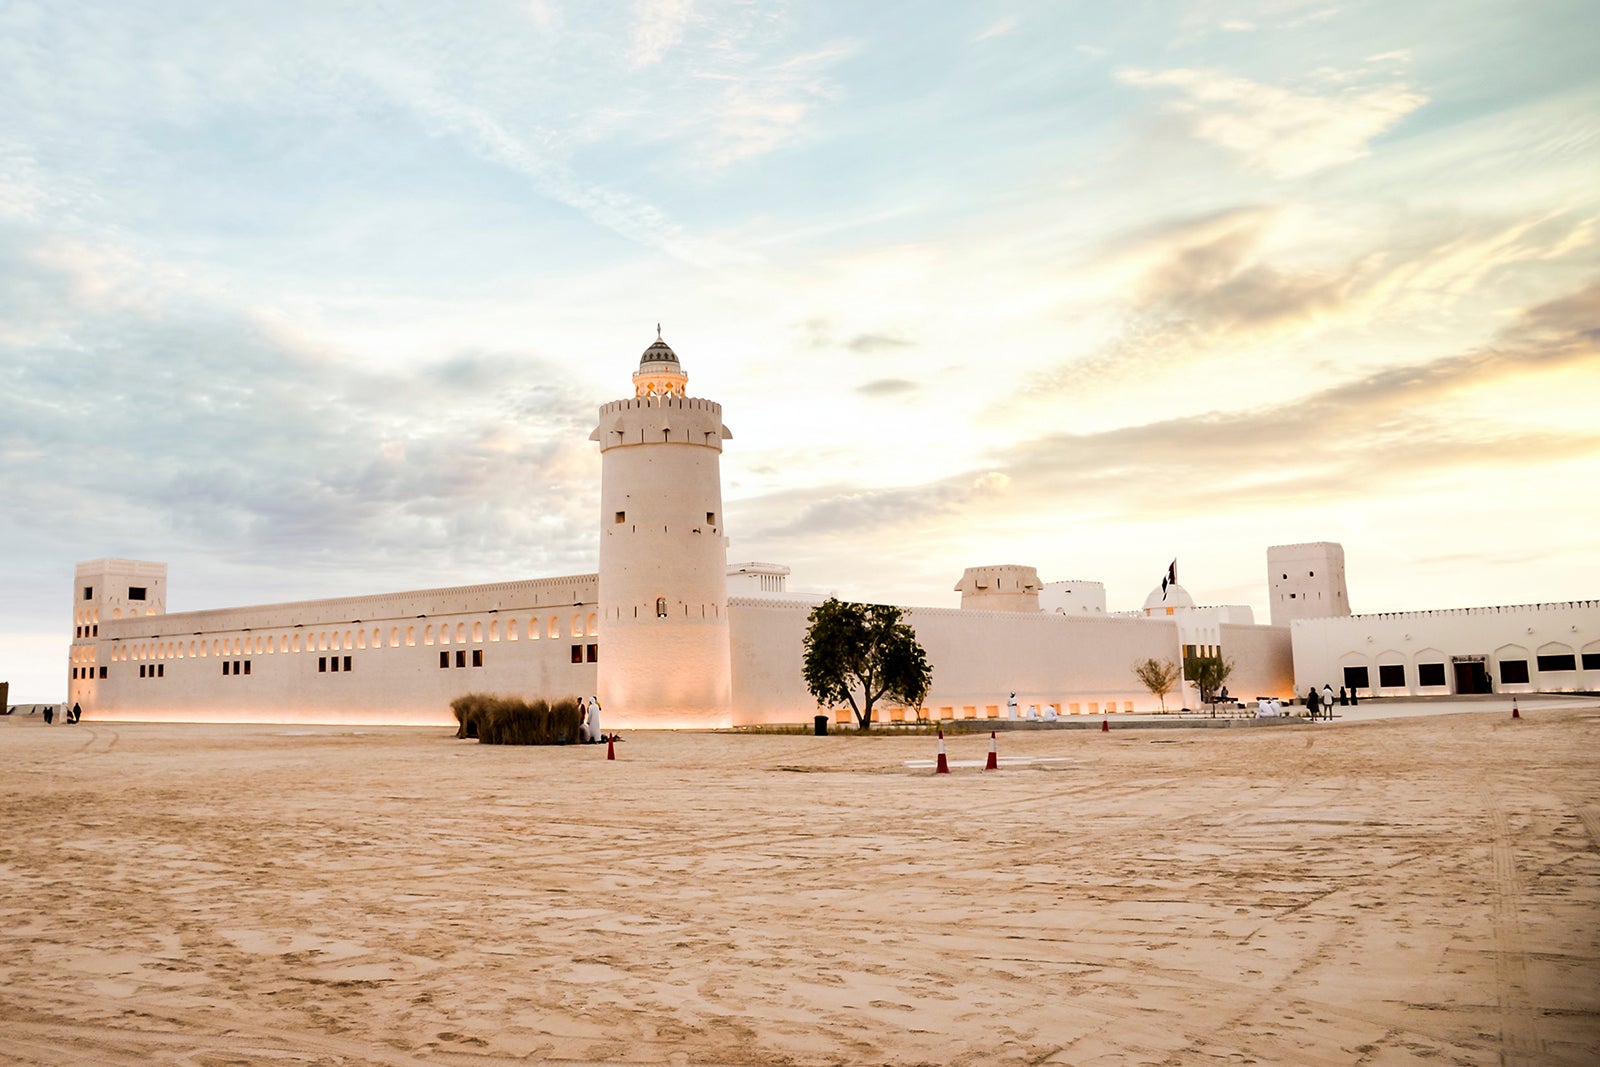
top-left (814, 714), bottom-right (829, 736)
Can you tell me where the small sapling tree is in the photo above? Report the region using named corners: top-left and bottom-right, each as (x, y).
top-left (1133, 657), bottom-right (1180, 713)
top-left (1183, 654), bottom-right (1236, 713)
top-left (802, 598), bottom-right (932, 730)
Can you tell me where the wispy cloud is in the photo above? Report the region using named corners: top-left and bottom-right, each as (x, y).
top-left (630, 0), bottom-right (696, 68)
top-left (974, 16), bottom-right (1020, 43)
top-left (1117, 65), bottom-right (1426, 177)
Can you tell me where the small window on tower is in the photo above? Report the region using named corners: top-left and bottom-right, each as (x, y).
top-left (570, 644), bottom-right (582, 664)
top-left (128, 586), bottom-right (146, 601)
top-left (586, 643), bottom-right (598, 663)
top-left (706, 511), bottom-right (716, 525)
top-left (615, 511), bottom-right (626, 524)
top-left (656, 597), bottom-right (668, 618)
top-left (83, 586), bottom-right (93, 600)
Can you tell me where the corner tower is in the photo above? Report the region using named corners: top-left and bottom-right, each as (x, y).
top-left (1268, 542), bottom-right (1351, 625)
top-left (591, 333), bottom-right (734, 727)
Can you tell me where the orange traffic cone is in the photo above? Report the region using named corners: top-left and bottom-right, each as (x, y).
top-left (935, 727), bottom-right (950, 775)
top-left (1101, 717), bottom-right (1110, 733)
top-left (1511, 698), bottom-right (1521, 720)
top-left (606, 735), bottom-right (616, 759)
top-left (985, 731), bottom-right (998, 771)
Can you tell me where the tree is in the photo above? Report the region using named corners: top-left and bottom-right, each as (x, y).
top-left (1183, 654), bottom-right (1235, 712)
top-left (1133, 657), bottom-right (1180, 713)
top-left (802, 598), bottom-right (932, 730)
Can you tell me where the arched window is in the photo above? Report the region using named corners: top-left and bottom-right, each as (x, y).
top-left (507, 618), bottom-right (518, 641)
top-left (344, 630), bottom-right (353, 650)
top-left (291, 633), bottom-right (301, 653)
top-left (549, 616), bottom-right (560, 639)
top-left (656, 597), bottom-right (668, 618)
top-left (571, 614), bottom-right (583, 638)
top-left (472, 620), bottom-right (483, 643)
top-left (406, 626), bottom-right (416, 647)
top-left (389, 627), bottom-right (399, 647)
top-left (587, 613), bottom-right (598, 636)
top-left (424, 625), bottom-right (434, 645)
top-left (528, 617), bottom-right (539, 640)
top-left (489, 620), bottom-right (500, 642)
top-left (456, 622), bottom-right (467, 644)
top-left (356, 630), bottom-right (366, 649)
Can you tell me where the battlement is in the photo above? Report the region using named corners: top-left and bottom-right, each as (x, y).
top-left (597, 396), bottom-right (723, 416)
top-left (1302, 599), bottom-right (1600, 625)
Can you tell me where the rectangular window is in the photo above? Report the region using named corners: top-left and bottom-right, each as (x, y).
top-left (140, 665), bottom-right (147, 678)
top-left (615, 511), bottom-right (626, 524)
top-left (455, 649), bottom-right (466, 668)
top-left (128, 586), bottom-right (146, 601)
top-left (1343, 665), bottom-right (1370, 690)
top-left (586, 643), bottom-right (597, 663)
top-left (92, 625), bottom-right (97, 636)
top-left (1536, 654), bottom-right (1576, 672)
top-left (223, 662), bottom-right (231, 676)
top-left (1500, 660), bottom-right (1530, 684)
top-left (158, 664), bottom-right (164, 678)
top-left (233, 661), bottom-right (242, 676)
top-left (243, 660), bottom-right (251, 675)
top-left (570, 644), bottom-right (583, 664)
top-left (98, 666), bottom-right (106, 679)
top-left (84, 586), bottom-right (93, 600)
top-left (1378, 664), bottom-right (1405, 688)
top-left (319, 657), bottom-right (327, 672)
top-left (439, 651), bottom-right (449, 669)
top-left (343, 655), bottom-right (352, 672)
top-left (471, 649), bottom-right (483, 667)
top-left (706, 511), bottom-right (716, 525)
top-left (1418, 663), bottom-right (1446, 687)
top-left (1584, 653), bottom-right (1600, 670)
top-left (331, 657), bottom-right (339, 672)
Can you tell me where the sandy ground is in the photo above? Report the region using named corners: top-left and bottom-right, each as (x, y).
top-left (3, 703), bottom-right (1598, 1066)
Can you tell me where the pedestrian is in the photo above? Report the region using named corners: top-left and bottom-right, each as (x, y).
top-left (1338, 686), bottom-right (1349, 706)
top-left (70, 702), bottom-right (82, 724)
top-left (1350, 686), bottom-right (1359, 706)
top-left (1306, 687), bottom-right (1320, 720)
top-left (1322, 684), bottom-right (1335, 718)
top-left (43, 705), bottom-right (54, 725)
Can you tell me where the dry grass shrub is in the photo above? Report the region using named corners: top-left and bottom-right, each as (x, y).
top-left (451, 694), bottom-right (584, 745)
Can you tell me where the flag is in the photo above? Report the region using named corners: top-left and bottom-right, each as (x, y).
top-left (1161, 559), bottom-right (1177, 600)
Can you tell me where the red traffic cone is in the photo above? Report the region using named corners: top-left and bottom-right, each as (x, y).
top-left (1101, 717), bottom-right (1110, 733)
top-left (606, 735), bottom-right (616, 759)
top-left (935, 727), bottom-right (950, 775)
top-left (1511, 698), bottom-right (1521, 720)
top-left (985, 731), bottom-right (998, 771)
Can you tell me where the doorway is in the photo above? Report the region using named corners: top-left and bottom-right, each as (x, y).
top-left (1452, 656), bottom-right (1491, 694)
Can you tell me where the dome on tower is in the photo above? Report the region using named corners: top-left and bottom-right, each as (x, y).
top-left (632, 327), bottom-right (690, 398)
top-left (640, 338), bottom-right (679, 366)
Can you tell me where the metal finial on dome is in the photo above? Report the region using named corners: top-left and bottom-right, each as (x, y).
top-left (657, 322), bottom-right (662, 341)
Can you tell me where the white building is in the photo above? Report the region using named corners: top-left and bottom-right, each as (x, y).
top-left (90, 334), bottom-right (1564, 729)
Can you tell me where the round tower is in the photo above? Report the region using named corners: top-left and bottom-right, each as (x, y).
top-left (591, 333), bottom-right (734, 727)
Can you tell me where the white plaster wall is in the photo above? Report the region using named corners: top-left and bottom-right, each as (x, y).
top-left (726, 598), bottom-right (1294, 724)
top-left (1290, 601), bottom-right (1600, 696)
top-left (1268, 542), bottom-right (1350, 625)
top-left (70, 576), bottom-right (600, 726)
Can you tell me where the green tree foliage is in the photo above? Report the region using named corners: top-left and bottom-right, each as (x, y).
top-left (1183, 655), bottom-right (1235, 710)
top-left (1133, 657), bottom-right (1180, 713)
top-left (802, 598), bottom-right (932, 730)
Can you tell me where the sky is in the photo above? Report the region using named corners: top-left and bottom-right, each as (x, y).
top-left (3, 0), bottom-right (1597, 700)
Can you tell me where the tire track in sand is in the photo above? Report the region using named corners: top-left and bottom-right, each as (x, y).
top-left (1482, 787), bottom-right (1545, 1067)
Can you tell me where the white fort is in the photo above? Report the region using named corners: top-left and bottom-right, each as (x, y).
top-left (65, 336), bottom-right (1600, 725)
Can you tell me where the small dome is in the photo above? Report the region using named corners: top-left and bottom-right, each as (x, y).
top-left (1143, 582), bottom-right (1195, 610)
top-left (640, 338), bottom-right (679, 366)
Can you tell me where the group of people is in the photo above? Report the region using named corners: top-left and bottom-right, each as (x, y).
top-left (1304, 684), bottom-right (1358, 720)
top-left (32, 702), bottom-right (83, 725)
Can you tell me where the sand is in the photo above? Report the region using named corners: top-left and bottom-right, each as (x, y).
top-left (3, 702), bottom-right (1598, 1066)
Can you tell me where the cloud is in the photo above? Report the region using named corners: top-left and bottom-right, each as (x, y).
top-left (0, 225), bottom-right (602, 592)
top-left (743, 279), bottom-right (1600, 538)
top-left (974, 16), bottom-right (1020, 43)
top-left (1017, 204), bottom-right (1595, 402)
top-left (630, 0), bottom-right (696, 68)
top-left (1117, 66), bottom-right (1426, 178)
top-left (856, 378), bottom-right (919, 398)
top-left (846, 333), bottom-right (914, 353)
